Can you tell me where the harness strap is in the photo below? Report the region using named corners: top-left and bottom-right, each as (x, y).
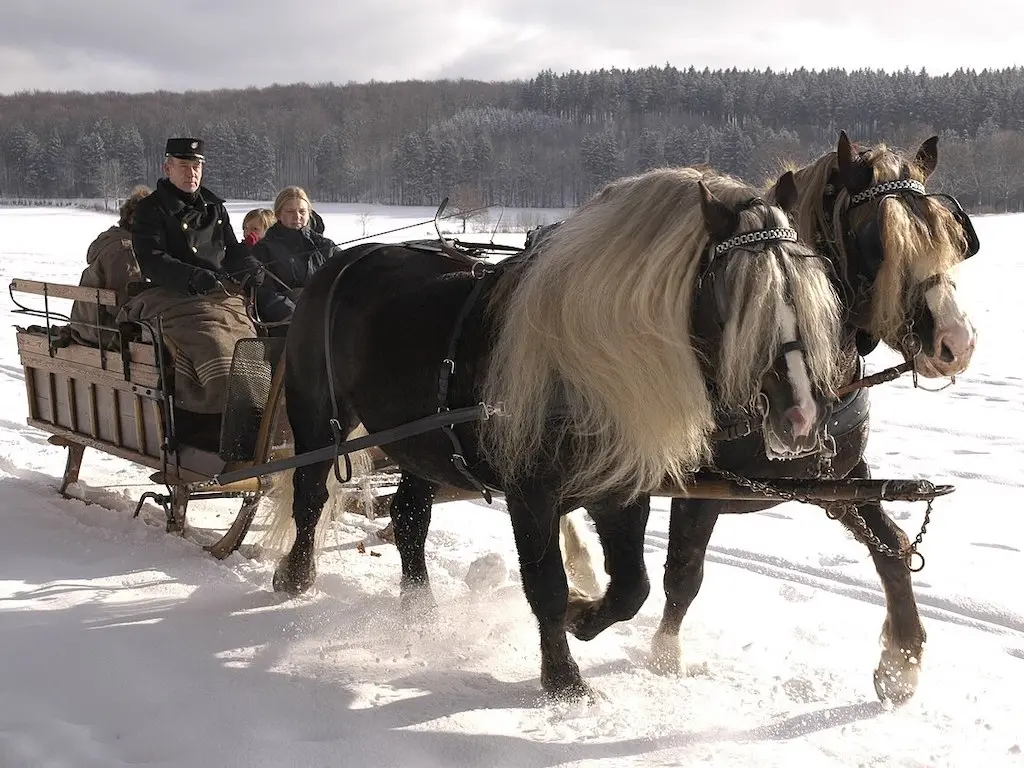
top-left (323, 244), bottom-right (390, 483)
top-left (436, 270), bottom-right (497, 503)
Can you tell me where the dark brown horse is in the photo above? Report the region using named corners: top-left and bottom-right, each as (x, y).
top-left (645, 132), bottom-right (979, 705)
top-left (266, 166), bottom-right (845, 700)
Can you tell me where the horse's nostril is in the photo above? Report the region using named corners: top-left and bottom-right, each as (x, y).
top-left (784, 406), bottom-right (811, 438)
top-left (940, 342), bottom-right (955, 363)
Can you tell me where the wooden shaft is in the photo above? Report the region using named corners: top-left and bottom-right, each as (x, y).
top-left (427, 476), bottom-right (953, 506)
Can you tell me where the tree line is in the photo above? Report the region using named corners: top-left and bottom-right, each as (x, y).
top-left (2, 65), bottom-right (1023, 212)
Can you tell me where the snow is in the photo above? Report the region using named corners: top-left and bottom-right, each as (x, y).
top-left (0, 201), bottom-right (1022, 767)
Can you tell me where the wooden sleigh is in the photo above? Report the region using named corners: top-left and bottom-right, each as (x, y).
top-left (8, 277), bottom-right (393, 559)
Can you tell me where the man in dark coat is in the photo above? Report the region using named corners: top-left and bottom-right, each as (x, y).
top-left (121, 138), bottom-right (262, 431)
top-left (131, 138), bottom-right (262, 296)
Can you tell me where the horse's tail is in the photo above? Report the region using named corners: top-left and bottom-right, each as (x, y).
top-left (256, 424), bottom-right (377, 559)
top-left (560, 510), bottom-right (605, 598)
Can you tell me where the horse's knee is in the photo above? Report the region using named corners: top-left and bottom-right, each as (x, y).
top-left (610, 571), bottom-right (650, 620)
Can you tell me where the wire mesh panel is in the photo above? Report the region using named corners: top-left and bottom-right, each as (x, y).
top-left (219, 337), bottom-right (286, 461)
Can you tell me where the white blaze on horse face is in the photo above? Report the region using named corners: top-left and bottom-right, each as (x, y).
top-left (923, 278), bottom-right (976, 377)
top-left (779, 301), bottom-right (817, 438)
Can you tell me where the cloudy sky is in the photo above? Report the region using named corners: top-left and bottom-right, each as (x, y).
top-left (2, 0), bottom-right (1020, 94)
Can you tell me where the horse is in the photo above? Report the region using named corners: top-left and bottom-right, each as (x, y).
top-left (645, 131), bottom-right (979, 705)
top-left (268, 166), bottom-right (845, 700)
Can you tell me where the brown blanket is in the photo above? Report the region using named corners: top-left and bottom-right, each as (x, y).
top-left (117, 284), bottom-right (256, 414)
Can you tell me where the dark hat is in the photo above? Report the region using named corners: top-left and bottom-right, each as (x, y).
top-left (164, 137), bottom-right (205, 161)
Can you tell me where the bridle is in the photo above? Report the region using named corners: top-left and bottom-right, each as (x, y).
top-left (695, 201), bottom-right (825, 441)
top-left (697, 198), bottom-right (828, 366)
top-left (821, 174), bottom-right (980, 341)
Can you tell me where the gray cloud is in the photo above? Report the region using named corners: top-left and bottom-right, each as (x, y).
top-left (2, 0), bottom-right (1022, 94)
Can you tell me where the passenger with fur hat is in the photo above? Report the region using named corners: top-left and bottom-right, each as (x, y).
top-left (68, 185), bottom-right (151, 348)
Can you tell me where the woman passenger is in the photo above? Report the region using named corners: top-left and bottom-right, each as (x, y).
top-left (252, 186), bottom-right (338, 330)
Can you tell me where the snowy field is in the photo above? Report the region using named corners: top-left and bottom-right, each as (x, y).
top-left (0, 201), bottom-right (1021, 767)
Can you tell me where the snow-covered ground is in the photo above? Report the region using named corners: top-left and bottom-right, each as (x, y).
top-left (0, 202), bottom-right (1021, 767)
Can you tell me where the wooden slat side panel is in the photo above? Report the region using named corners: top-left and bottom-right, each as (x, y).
top-left (17, 351), bottom-right (162, 392)
top-left (93, 387), bottom-right (117, 445)
top-left (24, 364), bottom-right (39, 421)
top-left (145, 400), bottom-right (164, 457)
top-left (17, 334), bottom-right (163, 382)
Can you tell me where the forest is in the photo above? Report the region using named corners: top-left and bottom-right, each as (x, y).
top-left (1, 64), bottom-right (1023, 212)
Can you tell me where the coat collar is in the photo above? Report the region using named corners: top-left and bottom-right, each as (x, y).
top-left (265, 221), bottom-right (332, 249)
top-left (155, 178), bottom-right (225, 214)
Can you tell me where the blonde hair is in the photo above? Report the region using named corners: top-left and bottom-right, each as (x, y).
top-left (273, 186), bottom-right (312, 217)
top-left (782, 143), bottom-right (968, 348)
top-left (480, 167), bottom-right (841, 504)
top-left (243, 208), bottom-right (275, 232)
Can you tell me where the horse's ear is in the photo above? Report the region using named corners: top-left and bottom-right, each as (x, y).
top-left (698, 179), bottom-right (735, 240)
top-left (775, 170), bottom-right (799, 215)
top-left (836, 130), bottom-right (855, 179)
top-left (915, 135), bottom-right (939, 179)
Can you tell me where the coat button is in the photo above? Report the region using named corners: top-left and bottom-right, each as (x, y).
top-left (182, 222), bottom-right (188, 230)
top-left (192, 246), bottom-right (198, 253)
top-left (217, 219), bottom-right (222, 225)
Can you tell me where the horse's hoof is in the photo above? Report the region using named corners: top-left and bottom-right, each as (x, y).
top-left (648, 631), bottom-right (682, 676)
top-left (543, 679), bottom-right (604, 705)
top-left (400, 581), bottom-right (437, 617)
top-left (565, 594), bottom-right (599, 638)
top-left (873, 651), bottom-right (921, 706)
top-left (272, 555), bottom-right (316, 597)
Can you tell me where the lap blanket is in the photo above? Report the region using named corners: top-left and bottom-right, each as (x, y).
top-left (117, 285), bottom-right (256, 414)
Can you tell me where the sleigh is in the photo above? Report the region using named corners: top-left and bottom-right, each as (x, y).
top-left (7, 277), bottom-right (395, 558)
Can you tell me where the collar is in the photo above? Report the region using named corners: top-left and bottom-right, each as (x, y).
top-left (156, 178), bottom-right (225, 211)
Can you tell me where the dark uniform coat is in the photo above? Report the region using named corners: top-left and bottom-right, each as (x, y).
top-left (131, 178), bottom-right (261, 294)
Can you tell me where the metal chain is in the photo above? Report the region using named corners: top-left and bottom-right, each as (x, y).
top-left (703, 425), bottom-right (934, 572)
top-left (825, 499), bottom-right (932, 572)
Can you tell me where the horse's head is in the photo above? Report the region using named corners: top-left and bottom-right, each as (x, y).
top-left (826, 131), bottom-right (979, 378)
top-left (695, 172), bottom-right (843, 460)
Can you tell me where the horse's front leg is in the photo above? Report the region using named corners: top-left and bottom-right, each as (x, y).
top-left (507, 485), bottom-right (594, 701)
top-left (389, 471), bottom-right (439, 613)
top-left (565, 495), bottom-right (651, 641)
top-left (649, 497), bottom-right (722, 674)
top-left (834, 459), bottom-right (926, 705)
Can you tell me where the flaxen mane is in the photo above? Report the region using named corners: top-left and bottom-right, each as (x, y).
top-left (714, 211), bottom-right (842, 411)
top-left (481, 167), bottom-right (841, 504)
top-left (783, 145), bottom-right (969, 347)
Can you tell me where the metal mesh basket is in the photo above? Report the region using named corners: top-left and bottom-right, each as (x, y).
top-left (219, 337), bottom-right (286, 461)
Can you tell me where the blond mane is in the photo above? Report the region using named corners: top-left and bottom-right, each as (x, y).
top-left (783, 144), bottom-right (969, 347)
top-left (480, 167), bottom-right (842, 504)
top-left (714, 216), bottom-right (842, 412)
